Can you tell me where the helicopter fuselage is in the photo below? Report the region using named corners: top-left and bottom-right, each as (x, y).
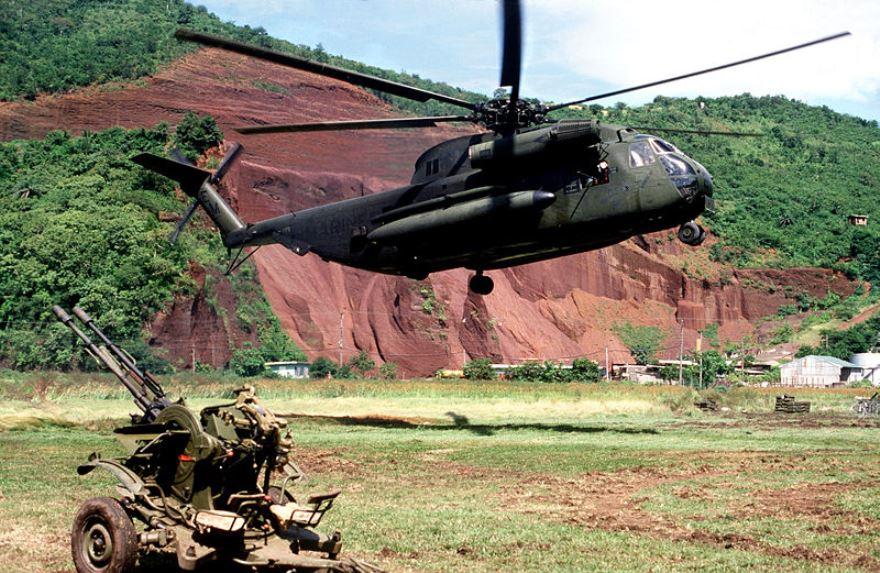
top-left (225, 120), bottom-right (714, 279)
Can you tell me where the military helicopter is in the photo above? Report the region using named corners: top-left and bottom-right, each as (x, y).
top-left (134, 1), bottom-right (849, 295)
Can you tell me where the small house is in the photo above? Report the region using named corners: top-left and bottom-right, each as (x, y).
top-left (779, 355), bottom-right (862, 388)
top-left (265, 361), bottom-right (310, 379)
top-left (848, 214), bottom-right (869, 226)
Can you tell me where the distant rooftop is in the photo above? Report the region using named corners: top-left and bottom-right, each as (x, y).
top-left (797, 355), bottom-right (860, 369)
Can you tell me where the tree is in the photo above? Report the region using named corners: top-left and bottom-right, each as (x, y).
top-left (507, 360), bottom-right (542, 381)
top-left (658, 364), bottom-right (680, 383)
top-left (346, 351), bottom-right (375, 377)
top-left (229, 343), bottom-right (266, 377)
top-left (570, 358), bottom-right (601, 382)
top-left (258, 321), bottom-right (306, 362)
top-left (173, 111), bottom-right (223, 161)
top-left (614, 323), bottom-right (666, 365)
top-left (463, 358), bottom-right (495, 380)
top-left (309, 356), bottom-right (337, 379)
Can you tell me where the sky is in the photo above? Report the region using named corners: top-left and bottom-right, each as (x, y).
top-left (199, 0), bottom-right (880, 121)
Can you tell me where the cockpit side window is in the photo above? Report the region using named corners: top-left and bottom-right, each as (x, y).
top-left (659, 154), bottom-right (696, 176)
top-left (650, 138), bottom-right (676, 155)
top-left (629, 141), bottom-right (655, 168)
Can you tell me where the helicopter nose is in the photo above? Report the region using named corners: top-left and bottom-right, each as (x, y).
top-left (702, 170), bottom-right (714, 197)
top-left (692, 160), bottom-right (713, 197)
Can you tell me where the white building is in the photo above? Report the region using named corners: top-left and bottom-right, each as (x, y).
top-left (265, 361), bottom-right (310, 379)
top-left (779, 355), bottom-right (863, 388)
top-left (850, 353), bottom-right (880, 386)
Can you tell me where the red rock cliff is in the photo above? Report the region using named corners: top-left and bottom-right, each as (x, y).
top-left (0, 49), bottom-right (856, 375)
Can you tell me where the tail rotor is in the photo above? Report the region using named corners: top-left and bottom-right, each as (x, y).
top-left (132, 142), bottom-right (247, 246)
top-left (166, 143), bottom-right (242, 244)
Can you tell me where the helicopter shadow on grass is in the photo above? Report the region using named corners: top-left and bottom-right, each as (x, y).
top-left (283, 412), bottom-right (659, 437)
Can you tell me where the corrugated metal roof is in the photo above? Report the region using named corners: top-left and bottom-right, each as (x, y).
top-left (805, 355), bottom-right (860, 368)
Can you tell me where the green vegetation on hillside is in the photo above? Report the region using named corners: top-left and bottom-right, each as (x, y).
top-left (0, 0), bottom-right (484, 115)
top-left (557, 95), bottom-right (880, 282)
top-left (0, 124), bottom-right (301, 370)
top-left (796, 313), bottom-right (880, 360)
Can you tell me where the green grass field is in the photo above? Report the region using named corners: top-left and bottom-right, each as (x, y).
top-left (1, 371), bottom-right (878, 572)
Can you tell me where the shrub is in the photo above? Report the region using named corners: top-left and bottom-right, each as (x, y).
top-left (379, 362), bottom-right (399, 380)
top-left (614, 322), bottom-right (665, 365)
top-left (173, 112), bottom-right (223, 161)
top-left (347, 351), bottom-right (375, 377)
top-left (463, 358), bottom-right (495, 380)
top-left (570, 358), bottom-right (602, 382)
top-left (229, 343), bottom-right (266, 377)
top-left (507, 360), bottom-right (543, 381)
top-left (309, 356), bottom-right (337, 379)
top-left (538, 360), bottom-right (569, 383)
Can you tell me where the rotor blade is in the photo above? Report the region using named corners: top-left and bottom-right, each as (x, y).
top-left (234, 115), bottom-right (473, 135)
top-left (630, 127), bottom-right (763, 137)
top-left (547, 31), bottom-right (851, 112)
top-left (211, 142), bottom-right (242, 183)
top-left (175, 29), bottom-right (477, 111)
top-left (499, 0), bottom-right (523, 105)
top-left (169, 200), bottom-right (199, 245)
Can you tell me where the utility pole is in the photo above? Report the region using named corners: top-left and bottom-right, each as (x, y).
top-left (678, 321), bottom-right (684, 386)
top-left (338, 311), bottom-right (344, 367)
top-left (697, 333), bottom-right (703, 388)
top-left (605, 347), bottom-right (609, 381)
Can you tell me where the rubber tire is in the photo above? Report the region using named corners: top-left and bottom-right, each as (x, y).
top-left (71, 497), bottom-right (139, 573)
top-left (678, 222), bottom-right (703, 246)
top-left (469, 274), bottom-right (494, 296)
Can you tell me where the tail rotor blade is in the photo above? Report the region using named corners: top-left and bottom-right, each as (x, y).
top-left (169, 200), bottom-right (199, 245)
top-left (211, 142), bottom-right (242, 184)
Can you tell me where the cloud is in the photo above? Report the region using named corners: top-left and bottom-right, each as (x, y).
top-left (524, 0), bottom-right (880, 105)
top-left (199, 0), bottom-right (880, 118)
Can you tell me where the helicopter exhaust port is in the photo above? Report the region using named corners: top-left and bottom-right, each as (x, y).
top-left (469, 272), bottom-right (494, 296)
top-left (677, 221), bottom-right (706, 246)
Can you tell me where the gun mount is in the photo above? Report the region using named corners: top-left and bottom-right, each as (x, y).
top-left (55, 306), bottom-right (382, 573)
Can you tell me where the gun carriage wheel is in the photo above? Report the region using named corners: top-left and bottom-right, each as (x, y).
top-left (71, 497), bottom-right (139, 573)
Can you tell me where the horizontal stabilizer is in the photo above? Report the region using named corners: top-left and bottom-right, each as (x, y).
top-left (131, 153), bottom-right (212, 196)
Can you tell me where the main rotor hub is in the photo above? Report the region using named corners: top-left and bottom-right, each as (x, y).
top-left (476, 98), bottom-right (548, 132)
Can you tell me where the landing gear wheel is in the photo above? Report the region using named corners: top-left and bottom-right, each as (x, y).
top-left (72, 497), bottom-right (139, 573)
top-left (677, 221), bottom-right (706, 246)
top-left (469, 273), bottom-right (494, 295)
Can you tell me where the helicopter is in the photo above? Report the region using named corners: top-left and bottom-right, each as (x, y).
top-left (134, 1), bottom-right (849, 295)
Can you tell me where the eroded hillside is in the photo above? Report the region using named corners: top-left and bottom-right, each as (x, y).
top-left (0, 48), bottom-right (860, 375)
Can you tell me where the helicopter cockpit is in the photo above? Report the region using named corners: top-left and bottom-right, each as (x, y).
top-left (629, 135), bottom-right (710, 200)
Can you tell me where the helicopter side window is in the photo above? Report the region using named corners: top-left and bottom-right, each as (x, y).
top-left (629, 141), bottom-right (655, 168)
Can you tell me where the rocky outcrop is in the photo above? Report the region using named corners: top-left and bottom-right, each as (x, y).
top-left (0, 48), bottom-right (857, 375)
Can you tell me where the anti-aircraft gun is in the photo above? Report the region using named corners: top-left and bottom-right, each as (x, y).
top-left (54, 305), bottom-right (381, 573)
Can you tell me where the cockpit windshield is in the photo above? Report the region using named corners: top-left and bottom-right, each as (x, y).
top-left (659, 154), bottom-right (695, 177)
top-left (629, 141), bottom-right (655, 168)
